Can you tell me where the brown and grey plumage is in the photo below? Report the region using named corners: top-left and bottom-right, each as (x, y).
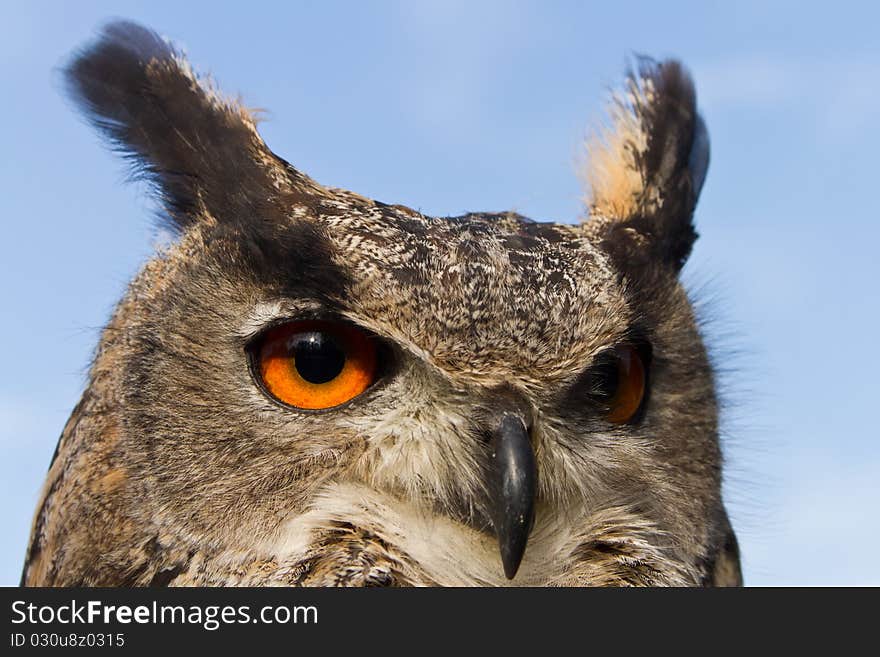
top-left (21, 21), bottom-right (741, 587)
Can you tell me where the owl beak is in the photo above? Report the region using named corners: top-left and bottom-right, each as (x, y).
top-left (488, 413), bottom-right (537, 580)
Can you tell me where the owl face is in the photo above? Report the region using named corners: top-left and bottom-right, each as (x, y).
top-left (22, 22), bottom-right (740, 586)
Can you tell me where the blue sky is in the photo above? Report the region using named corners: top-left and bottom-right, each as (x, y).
top-left (2, 1), bottom-right (878, 586)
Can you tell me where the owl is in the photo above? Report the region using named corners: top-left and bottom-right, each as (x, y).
top-left (21, 21), bottom-right (741, 587)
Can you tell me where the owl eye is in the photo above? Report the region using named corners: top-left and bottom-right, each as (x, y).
top-left (253, 320), bottom-right (378, 410)
top-left (586, 345), bottom-right (648, 424)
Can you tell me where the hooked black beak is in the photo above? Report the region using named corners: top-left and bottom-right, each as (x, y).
top-left (488, 413), bottom-right (537, 580)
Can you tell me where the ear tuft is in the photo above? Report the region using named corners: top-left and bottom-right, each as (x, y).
top-left (583, 58), bottom-right (709, 270)
top-left (65, 21), bottom-right (310, 231)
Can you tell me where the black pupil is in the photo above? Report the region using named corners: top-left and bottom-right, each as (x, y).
top-left (588, 357), bottom-right (620, 403)
top-left (290, 332), bottom-right (346, 384)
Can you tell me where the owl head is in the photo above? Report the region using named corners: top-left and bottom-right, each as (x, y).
top-left (23, 22), bottom-right (740, 586)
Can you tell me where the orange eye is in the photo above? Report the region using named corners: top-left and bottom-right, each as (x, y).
top-left (587, 345), bottom-right (647, 424)
top-left (255, 320), bottom-right (378, 410)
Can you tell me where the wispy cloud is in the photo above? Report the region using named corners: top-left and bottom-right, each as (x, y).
top-left (694, 52), bottom-right (880, 146)
top-left (695, 54), bottom-right (801, 109)
top-left (393, 1), bottom-right (536, 132)
top-left (763, 453), bottom-right (880, 585)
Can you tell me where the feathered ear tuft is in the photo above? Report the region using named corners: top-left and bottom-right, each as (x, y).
top-left (65, 21), bottom-right (319, 231)
top-left (582, 58), bottom-right (709, 271)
